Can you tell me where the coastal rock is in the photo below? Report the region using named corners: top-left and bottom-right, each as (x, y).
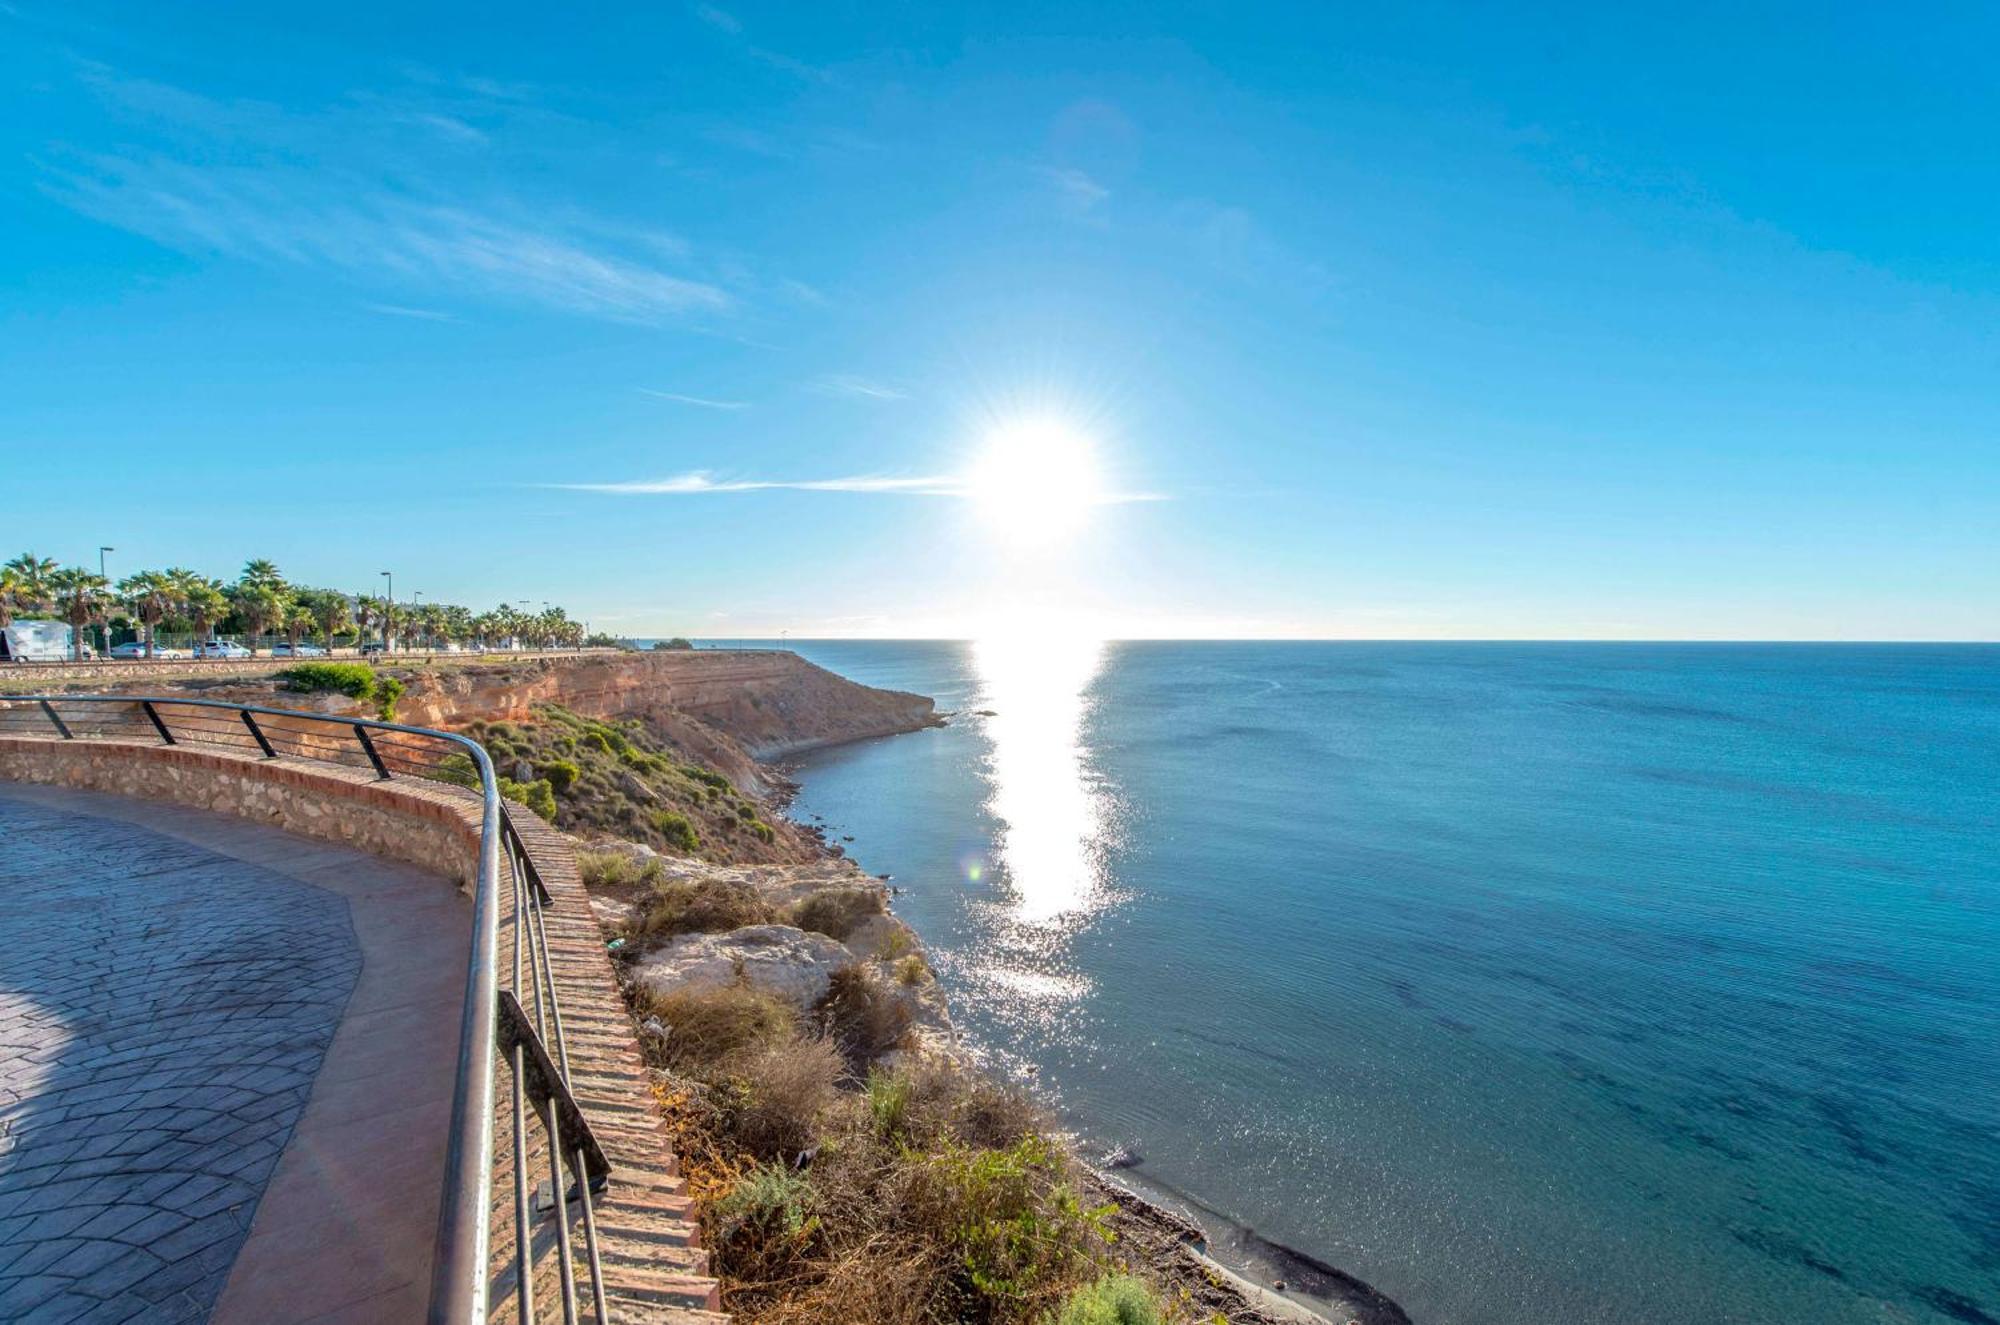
top-left (632, 924), bottom-right (854, 1010)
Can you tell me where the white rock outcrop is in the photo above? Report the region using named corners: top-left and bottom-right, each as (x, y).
top-left (632, 924), bottom-right (854, 1010)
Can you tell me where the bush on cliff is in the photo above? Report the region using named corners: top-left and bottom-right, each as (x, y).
top-left (633, 875), bottom-right (774, 941)
top-left (788, 887), bottom-right (887, 941)
top-left (501, 776), bottom-right (557, 821)
top-left (1053, 1275), bottom-right (1164, 1325)
top-left (639, 978), bottom-right (1157, 1325)
top-left (652, 808), bottom-right (700, 853)
top-left (277, 661), bottom-right (378, 700)
top-left (539, 758), bottom-right (580, 794)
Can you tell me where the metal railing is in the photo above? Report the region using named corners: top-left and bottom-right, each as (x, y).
top-left (0, 694), bottom-right (613, 1324)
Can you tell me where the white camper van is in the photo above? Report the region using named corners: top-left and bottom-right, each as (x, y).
top-left (0, 620), bottom-right (79, 662)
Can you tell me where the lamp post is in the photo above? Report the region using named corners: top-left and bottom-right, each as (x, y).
top-left (380, 571), bottom-right (393, 651)
top-left (97, 547), bottom-right (114, 656)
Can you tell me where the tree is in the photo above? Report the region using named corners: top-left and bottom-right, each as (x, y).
top-left (240, 559), bottom-right (286, 590)
top-left (3, 553), bottom-right (58, 629)
top-left (283, 601), bottom-right (316, 653)
top-left (47, 567), bottom-right (110, 662)
top-left (229, 581), bottom-right (289, 656)
top-left (172, 572), bottom-right (229, 654)
top-left (300, 589), bottom-right (353, 651)
top-left (117, 570), bottom-right (178, 659)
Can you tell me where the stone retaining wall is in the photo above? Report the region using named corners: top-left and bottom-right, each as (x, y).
top-left (0, 737), bottom-right (481, 889)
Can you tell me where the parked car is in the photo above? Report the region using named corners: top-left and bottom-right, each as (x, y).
top-left (195, 641), bottom-right (252, 659)
top-left (358, 641), bottom-right (388, 656)
top-left (108, 642), bottom-right (191, 659)
top-left (269, 643), bottom-right (327, 658)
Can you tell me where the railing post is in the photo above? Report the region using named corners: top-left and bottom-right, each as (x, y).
top-left (38, 700), bottom-right (73, 740)
top-left (139, 701), bottom-right (175, 745)
top-left (240, 710), bottom-right (278, 758)
top-left (352, 723), bottom-right (391, 779)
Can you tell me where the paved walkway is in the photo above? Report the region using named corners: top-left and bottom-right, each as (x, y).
top-left (0, 785), bottom-right (468, 1323)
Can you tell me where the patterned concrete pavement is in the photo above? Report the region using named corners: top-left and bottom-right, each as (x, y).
top-left (0, 784), bottom-right (468, 1323)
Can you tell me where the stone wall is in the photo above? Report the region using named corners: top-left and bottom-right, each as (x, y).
top-left (0, 737), bottom-right (482, 889)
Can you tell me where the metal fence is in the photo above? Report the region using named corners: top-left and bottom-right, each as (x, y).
top-left (0, 694), bottom-right (612, 1324)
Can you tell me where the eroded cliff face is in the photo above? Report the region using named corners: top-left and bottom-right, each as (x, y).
top-left (387, 650), bottom-right (938, 795)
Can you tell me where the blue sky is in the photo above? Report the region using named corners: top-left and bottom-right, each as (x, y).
top-left (3, 2), bottom-right (1995, 639)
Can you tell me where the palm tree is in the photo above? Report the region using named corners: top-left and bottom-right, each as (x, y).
top-left (229, 581), bottom-right (289, 657)
top-left (240, 559), bottom-right (286, 590)
top-left (4, 553), bottom-right (59, 626)
top-left (117, 571), bottom-right (178, 659)
top-left (302, 589), bottom-right (353, 652)
top-left (283, 602), bottom-right (317, 654)
top-left (47, 567), bottom-right (110, 662)
top-left (172, 572), bottom-right (229, 655)
top-left (416, 602), bottom-right (448, 651)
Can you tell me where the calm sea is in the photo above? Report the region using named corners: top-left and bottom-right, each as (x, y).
top-left (717, 641), bottom-right (2000, 1325)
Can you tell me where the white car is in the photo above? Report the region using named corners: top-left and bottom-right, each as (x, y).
top-left (108, 642), bottom-right (190, 659)
top-left (269, 643), bottom-right (327, 658)
top-left (195, 641), bottom-right (252, 659)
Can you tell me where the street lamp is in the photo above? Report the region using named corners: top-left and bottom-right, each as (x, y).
top-left (98, 547), bottom-right (115, 656)
top-left (380, 571), bottom-right (393, 650)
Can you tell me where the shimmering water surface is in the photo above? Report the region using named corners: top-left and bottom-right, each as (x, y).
top-left (759, 641), bottom-right (1998, 1325)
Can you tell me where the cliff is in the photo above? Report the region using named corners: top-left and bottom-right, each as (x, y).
top-left (388, 650), bottom-right (939, 796)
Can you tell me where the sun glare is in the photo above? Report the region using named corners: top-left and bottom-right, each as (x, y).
top-left (966, 417), bottom-right (1105, 550)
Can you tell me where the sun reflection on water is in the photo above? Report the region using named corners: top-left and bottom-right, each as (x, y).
top-left (970, 630), bottom-right (1118, 930)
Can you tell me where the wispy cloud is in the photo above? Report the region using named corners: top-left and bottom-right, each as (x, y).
top-left (809, 373), bottom-right (908, 401)
top-left (42, 153), bottom-right (732, 321)
top-left (555, 471), bottom-right (963, 496)
top-left (691, 3), bottom-right (743, 34)
top-left (548, 469), bottom-right (1169, 502)
top-left (44, 64), bottom-right (738, 324)
top-left (1045, 166), bottom-right (1110, 218)
top-left (638, 388), bottom-right (749, 410)
top-left (362, 301), bottom-right (459, 321)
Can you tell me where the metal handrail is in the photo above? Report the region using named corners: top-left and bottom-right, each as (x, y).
top-left (0, 694), bottom-right (610, 1324)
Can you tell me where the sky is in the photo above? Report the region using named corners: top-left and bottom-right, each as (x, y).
top-left (2, 2), bottom-right (1996, 640)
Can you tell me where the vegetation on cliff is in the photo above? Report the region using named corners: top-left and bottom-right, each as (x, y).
top-left (642, 982), bottom-right (1188, 1325)
top-left (459, 704), bottom-right (786, 856)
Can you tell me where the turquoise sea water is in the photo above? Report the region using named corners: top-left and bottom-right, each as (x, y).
top-left (739, 641), bottom-right (1999, 1324)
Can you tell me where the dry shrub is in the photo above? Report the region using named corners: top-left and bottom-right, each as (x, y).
top-left (634, 876), bottom-right (776, 942)
top-left (788, 886), bottom-right (887, 941)
top-left (898, 1058), bottom-right (1048, 1151)
top-left (577, 848), bottom-right (664, 891)
top-left (815, 966), bottom-right (913, 1067)
top-left (724, 1034), bottom-right (844, 1160)
top-left (641, 983), bottom-right (796, 1073)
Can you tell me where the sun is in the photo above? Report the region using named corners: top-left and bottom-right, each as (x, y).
top-left (965, 417), bottom-right (1106, 550)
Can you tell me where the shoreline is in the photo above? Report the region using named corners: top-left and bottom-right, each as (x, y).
top-left (779, 723), bottom-right (1412, 1325)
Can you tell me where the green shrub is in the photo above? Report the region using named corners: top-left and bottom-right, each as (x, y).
top-left (866, 1068), bottom-right (912, 1138)
top-left (582, 730), bottom-right (614, 755)
top-left (431, 751), bottom-right (481, 790)
top-left (501, 776), bottom-right (556, 821)
top-left (375, 675), bottom-right (403, 721)
top-left (716, 1161), bottom-right (815, 1239)
top-left (652, 809), bottom-right (699, 853)
top-left (747, 818), bottom-right (775, 843)
top-left (540, 758), bottom-right (580, 794)
top-left (1052, 1274), bottom-right (1163, 1325)
top-left (908, 1134), bottom-right (1113, 1304)
top-left (277, 661), bottom-right (376, 700)
top-left (790, 888), bottom-right (886, 941)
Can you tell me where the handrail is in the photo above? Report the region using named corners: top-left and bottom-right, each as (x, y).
top-left (0, 694), bottom-right (610, 1324)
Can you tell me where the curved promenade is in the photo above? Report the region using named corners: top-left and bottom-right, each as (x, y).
top-left (0, 784), bottom-right (467, 1322)
top-left (0, 707), bottom-right (721, 1324)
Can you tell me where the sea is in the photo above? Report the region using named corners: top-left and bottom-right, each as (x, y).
top-left (699, 640), bottom-right (2000, 1325)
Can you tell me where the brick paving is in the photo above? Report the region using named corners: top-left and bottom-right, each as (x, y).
top-left (0, 791), bottom-right (362, 1323)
